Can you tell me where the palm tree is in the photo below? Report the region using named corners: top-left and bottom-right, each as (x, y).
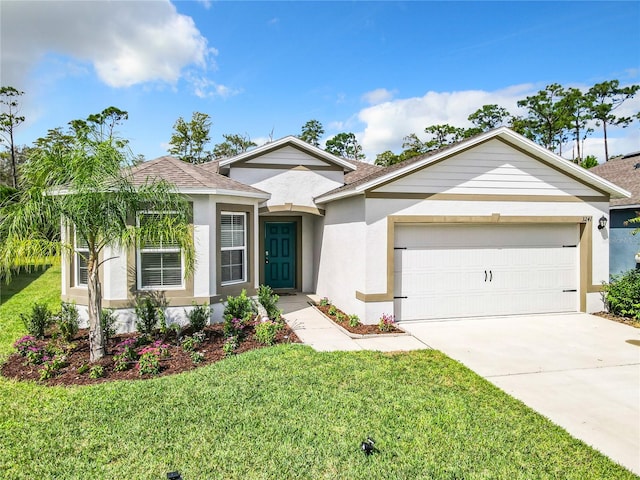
top-left (0, 111), bottom-right (194, 361)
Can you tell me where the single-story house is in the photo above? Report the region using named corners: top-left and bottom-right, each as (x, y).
top-left (61, 127), bottom-right (630, 330)
top-left (590, 152), bottom-right (640, 275)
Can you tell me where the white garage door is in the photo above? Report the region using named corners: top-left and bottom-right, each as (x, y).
top-left (394, 224), bottom-right (579, 321)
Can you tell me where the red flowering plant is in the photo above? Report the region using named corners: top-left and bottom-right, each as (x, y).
top-left (377, 313), bottom-right (396, 332)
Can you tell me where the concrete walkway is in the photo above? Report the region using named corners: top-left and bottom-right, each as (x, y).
top-left (279, 293), bottom-right (428, 352)
top-left (280, 295), bottom-right (640, 475)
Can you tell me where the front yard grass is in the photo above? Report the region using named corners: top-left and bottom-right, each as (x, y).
top-left (0, 268), bottom-right (636, 479)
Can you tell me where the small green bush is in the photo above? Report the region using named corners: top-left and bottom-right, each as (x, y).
top-left (181, 332), bottom-right (205, 352)
top-left (135, 297), bottom-right (163, 338)
top-left (57, 301), bottom-right (79, 342)
top-left (604, 269), bottom-right (640, 320)
top-left (257, 285), bottom-right (282, 321)
top-left (137, 351), bottom-right (161, 376)
top-left (254, 320), bottom-right (279, 346)
top-left (224, 290), bottom-right (255, 337)
top-left (378, 313), bottom-right (396, 332)
top-left (100, 309), bottom-right (117, 346)
top-left (39, 355), bottom-right (67, 381)
top-left (187, 303), bottom-right (210, 332)
top-left (348, 314), bottom-right (361, 327)
top-left (327, 305), bottom-right (337, 317)
top-left (319, 297), bottom-right (330, 307)
top-left (20, 302), bottom-right (53, 339)
top-left (89, 365), bottom-right (105, 379)
top-left (222, 336), bottom-right (238, 356)
top-left (190, 351), bottom-right (204, 364)
top-left (77, 363), bottom-right (90, 375)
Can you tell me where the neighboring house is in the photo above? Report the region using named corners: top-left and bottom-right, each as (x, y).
top-left (61, 127), bottom-right (629, 330)
top-left (590, 152), bottom-right (640, 275)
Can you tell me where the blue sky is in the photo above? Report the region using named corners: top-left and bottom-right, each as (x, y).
top-left (2, 1), bottom-right (639, 162)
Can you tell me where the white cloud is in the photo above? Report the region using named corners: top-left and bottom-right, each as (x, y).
top-left (1, 0), bottom-right (212, 89)
top-left (361, 88), bottom-right (396, 105)
top-left (196, 0), bottom-right (213, 9)
top-left (355, 83), bottom-right (640, 161)
top-left (186, 73), bottom-right (241, 99)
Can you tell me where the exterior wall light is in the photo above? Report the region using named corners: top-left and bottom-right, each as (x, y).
top-left (597, 215), bottom-right (608, 230)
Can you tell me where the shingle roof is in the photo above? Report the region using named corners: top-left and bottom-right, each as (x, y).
top-left (127, 156), bottom-right (268, 196)
top-left (315, 127), bottom-right (631, 203)
top-left (197, 160), bottom-right (220, 174)
top-left (319, 142), bottom-right (456, 198)
top-left (590, 153), bottom-right (640, 207)
top-left (343, 159), bottom-right (384, 184)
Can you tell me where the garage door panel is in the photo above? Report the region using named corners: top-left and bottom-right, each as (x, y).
top-left (394, 224), bottom-right (579, 321)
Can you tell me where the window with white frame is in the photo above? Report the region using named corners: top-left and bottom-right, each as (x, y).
top-left (74, 232), bottom-right (89, 287)
top-left (221, 212), bottom-right (246, 284)
top-left (137, 212), bottom-right (184, 289)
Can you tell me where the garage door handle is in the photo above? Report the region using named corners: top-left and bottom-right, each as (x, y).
top-left (489, 270), bottom-right (493, 282)
top-left (484, 270), bottom-right (487, 282)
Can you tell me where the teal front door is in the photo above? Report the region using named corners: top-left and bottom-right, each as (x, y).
top-left (264, 222), bottom-right (296, 289)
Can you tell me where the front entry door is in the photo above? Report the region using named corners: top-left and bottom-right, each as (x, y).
top-left (264, 222), bottom-right (296, 289)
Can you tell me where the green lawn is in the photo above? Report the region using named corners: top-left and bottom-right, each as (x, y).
top-left (0, 268), bottom-right (636, 479)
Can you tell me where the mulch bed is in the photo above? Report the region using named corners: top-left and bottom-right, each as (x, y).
top-left (315, 304), bottom-right (404, 335)
top-left (1, 324), bottom-right (300, 387)
top-left (593, 311), bottom-right (640, 328)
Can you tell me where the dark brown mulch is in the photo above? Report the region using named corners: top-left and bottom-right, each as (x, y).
top-left (315, 304), bottom-right (404, 335)
top-left (593, 311), bottom-right (640, 328)
top-left (1, 324), bottom-right (300, 387)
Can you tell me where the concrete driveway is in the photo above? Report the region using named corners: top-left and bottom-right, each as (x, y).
top-left (400, 313), bottom-right (640, 475)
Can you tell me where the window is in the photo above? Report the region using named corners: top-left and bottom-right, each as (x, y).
top-left (137, 213), bottom-right (184, 289)
top-left (74, 232), bottom-right (88, 287)
top-left (221, 212), bottom-right (246, 284)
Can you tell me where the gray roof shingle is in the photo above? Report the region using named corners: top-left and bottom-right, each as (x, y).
top-left (128, 156), bottom-right (268, 196)
top-left (590, 154), bottom-right (640, 207)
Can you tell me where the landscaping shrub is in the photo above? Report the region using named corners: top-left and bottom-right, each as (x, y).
top-left (113, 338), bottom-right (138, 372)
top-left (20, 302), bottom-right (53, 339)
top-left (222, 336), bottom-right (238, 356)
top-left (134, 297), bottom-right (163, 338)
top-left (137, 351), bottom-right (161, 376)
top-left (89, 365), bottom-right (105, 379)
top-left (604, 269), bottom-right (640, 320)
top-left (257, 284), bottom-right (282, 321)
top-left (223, 290), bottom-right (255, 337)
top-left (327, 304), bottom-right (337, 317)
top-left (186, 303), bottom-right (210, 332)
top-left (39, 355), bottom-right (67, 381)
top-left (57, 301), bottom-right (79, 342)
top-left (348, 314), bottom-right (361, 328)
top-left (181, 332), bottom-right (205, 352)
top-left (190, 351), bottom-right (204, 364)
top-left (13, 335), bottom-right (36, 356)
top-left (254, 320), bottom-right (280, 346)
top-left (319, 297), bottom-right (330, 307)
top-left (378, 313), bottom-right (396, 332)
top-left (100, 308), bottom-right (117, 346)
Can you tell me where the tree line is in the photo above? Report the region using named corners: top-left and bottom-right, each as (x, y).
top-left (2, 79), bottom-right (638, 188)
top-left (164, 80), bottom-right (639, 168)
top-left (372, 80), bottom-right (639, 167)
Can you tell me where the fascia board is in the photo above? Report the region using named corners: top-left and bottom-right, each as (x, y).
top-left (47, 187), bottom-right (271, 201)
top-left (317, 127), bottom-right (632, 204)
top-left (218, 136), bottom-right (356, 171)
top-left (496, 128), bottom-right (631, 199)
top-left (610, 204), bottom-right (640, 210)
